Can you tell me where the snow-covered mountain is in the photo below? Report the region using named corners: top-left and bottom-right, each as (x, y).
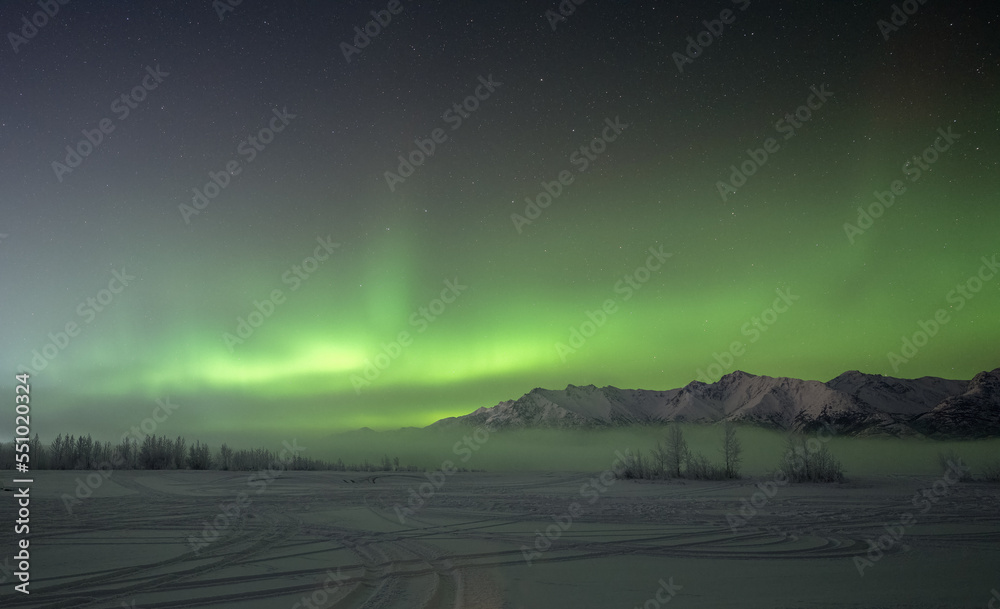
top-left (430, 368), bottom-right (1000, 438)
top-left (911, 369), bottom-right (1000, 438)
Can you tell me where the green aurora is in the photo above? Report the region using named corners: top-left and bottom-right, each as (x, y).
top-left (1, 2), bottom-right (997, 442)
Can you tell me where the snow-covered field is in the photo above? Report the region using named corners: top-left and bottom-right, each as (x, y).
top-left (3, 470), bottom-right (999, 608)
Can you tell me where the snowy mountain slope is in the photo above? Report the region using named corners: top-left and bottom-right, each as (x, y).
top-left (910, 369), bottom-right (1000, 438)
top-left (826, 370), bottom-right (968, 416)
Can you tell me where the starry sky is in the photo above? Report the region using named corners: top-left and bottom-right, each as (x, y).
top-left (1, 1), bottom-right (997, 441)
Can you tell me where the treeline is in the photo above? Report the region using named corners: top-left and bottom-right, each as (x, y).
top-left (0, 433), bottom-right (422, 472)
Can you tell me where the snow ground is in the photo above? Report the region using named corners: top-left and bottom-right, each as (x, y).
top-left (2, 470), bottom-right (998, 608)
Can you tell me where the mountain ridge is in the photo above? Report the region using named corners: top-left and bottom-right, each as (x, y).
top-left (428, 368), bottom-right (1000, 438)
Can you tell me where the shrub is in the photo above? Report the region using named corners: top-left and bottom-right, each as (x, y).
top-left (781, 434), bottom-right (844, 483)
top-left (937, 449), bottom-right (972, 482)
top-left (686, 453), bottom-right (727, 480)
top-left (979, 459), bottom-right (1000, 483)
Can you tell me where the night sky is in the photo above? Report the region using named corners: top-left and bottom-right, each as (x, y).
top-left (1, 1), bottom-right (997, 440)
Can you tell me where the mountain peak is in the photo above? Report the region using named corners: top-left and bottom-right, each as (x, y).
top-left (719, 370), bottom-right (756, 382)
top-left (969, 368), bottom-right (1000, 390)
top-left (829, 369), bottom-right (875, 383)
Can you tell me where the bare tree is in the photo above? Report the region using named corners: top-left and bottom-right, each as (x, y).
top-left (30, 433), bottom-right (47, 469)
top-left (665, 423), bottom-right (689, 478)
top-left (721, 422), bottom-right (742, 479)
top-left (650, 440), bottom-right (667, 479)
top-left (74, 434), bottom-right (94, 469)
top-left (219, 443), bottom-right (233, 470)
top-left (187, 440), bottom-right (212, 470)
top-left (173, 436), bottom-right (187, 469)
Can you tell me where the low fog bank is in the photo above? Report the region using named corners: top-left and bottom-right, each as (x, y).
top-left (309, 425), bottom-right (1000, 478)
top-left (15, 424), bottom-right (998, 478)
